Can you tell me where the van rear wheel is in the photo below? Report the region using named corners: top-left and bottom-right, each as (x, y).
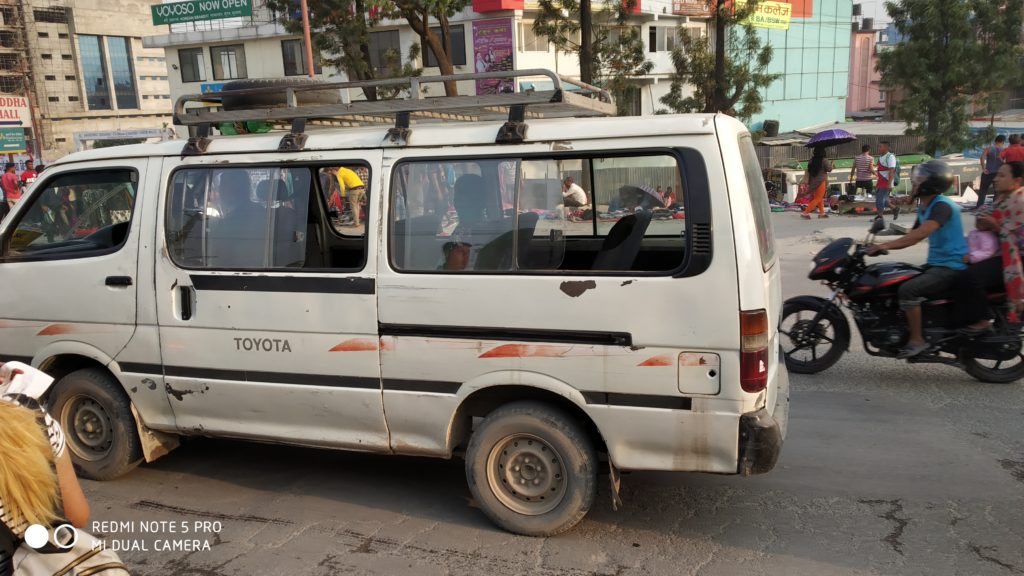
top-left (47, 368), bottom-right (142, 480)
top-left (465, 401), bottom-right (597, 536)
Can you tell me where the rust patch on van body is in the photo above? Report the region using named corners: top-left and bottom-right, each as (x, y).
top-left (638, 355), bottom-right (674, 367)
top-left (37, 324), bottom-right (75, 336)
top-left (329, 338), bottom-right (379, 352)
top-left (480, 344), bottom-right (573, 358)
top-left (679, 354), bottom-right (710, 367)
top-left (379, 337), bottom-right (396, 352)
top-left (560, 280), bottom-right (597, 297)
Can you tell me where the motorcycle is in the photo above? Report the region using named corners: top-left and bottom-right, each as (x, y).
top-left (781, 218), bottom-right (1024, 383)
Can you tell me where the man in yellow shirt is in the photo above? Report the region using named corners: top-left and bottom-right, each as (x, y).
top-left (335, 167), bottom-right (366, 226)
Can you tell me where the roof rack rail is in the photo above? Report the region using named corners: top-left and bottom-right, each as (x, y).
top-left (172, 69), bottom-right (616, 142)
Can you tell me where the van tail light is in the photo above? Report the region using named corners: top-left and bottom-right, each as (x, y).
top-left (740, 309), bottom-right (769, 393)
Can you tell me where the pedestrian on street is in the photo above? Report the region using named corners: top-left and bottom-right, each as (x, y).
top-left (875, 141), bottom-right (897, 222)
top-left (850, 144), bottom-right (876, 197)
top-left (977, 135), bottom-right (1006, 209)
top-left (800, 147), bottom-right (833, 219)
top-left (1, 164), bottom-right (19, 210)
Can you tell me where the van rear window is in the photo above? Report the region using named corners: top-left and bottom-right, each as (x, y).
top-left (738, 135), bottom-right (777, 269)
top-left (390, 153), bottom-right (688, 274)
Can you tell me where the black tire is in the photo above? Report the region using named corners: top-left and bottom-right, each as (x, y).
top-left (46, 368), bottom-right (142, 480)
top-left (465, 401), bottom-right (597, 536)
top-left (962, 353), bottom-right (1024, 384)
top-left (220, 78), bottom-right (340, 111)
top-left (781, 298), bottom-right (851, 374)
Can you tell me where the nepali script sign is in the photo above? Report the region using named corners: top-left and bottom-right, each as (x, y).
top-left (739, 0), bottom-right (793, 30)
top-left (152, 0), bottom-right (253, 26)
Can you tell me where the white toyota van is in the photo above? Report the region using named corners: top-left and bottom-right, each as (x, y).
top-left (0, 71), bottom-right (788, 536)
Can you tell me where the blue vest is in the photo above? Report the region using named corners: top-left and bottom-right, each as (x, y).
top-left (917, 195), bottom-right (967, 270)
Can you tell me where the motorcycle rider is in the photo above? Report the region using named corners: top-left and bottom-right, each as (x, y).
top-left (867, 160), bottom-right (968, 357)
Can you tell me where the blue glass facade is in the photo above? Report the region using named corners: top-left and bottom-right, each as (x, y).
top-left (106, 37), bottom-right (138, 109)
top-left (78, 35), bottom-right (110, 110)
top-left (748, 0), bottom-right (853, 132)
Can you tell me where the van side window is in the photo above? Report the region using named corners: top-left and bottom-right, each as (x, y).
top-left (738, 135), bottom-right (776, 269)
top-left (390, 153), bottom-right (687, 273)
top-left (166, 164), bottom-right (368, 270)
top-left (3, 169), bottom-right (137, 260)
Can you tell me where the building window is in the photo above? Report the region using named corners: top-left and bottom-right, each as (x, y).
top-left (107, 36), bottom-right (138, 109)
top-left (58, 33), bottom-right (68, 39)
top-left (142, 95), bottom-right (150, 100)
top-left (368, 30), bottom-right (400, 77)
top-left (78, 35), bottom-right (111, 110)
top-left (211, 44), bottom-right (246, 80)
top-left (178, 47), bottom-right (205, 82)
top-left (44, 75), bottom-right (56, 81)
top-left (0, 7), bottom-right (13, 26)
top-left (48, 96), bottom-right (59, 102)
top-left (0, 54), bottom-right (19, 71)
top-left (281, 39), bottom-right (322, 76)
top-left (38, 32), bottom-right (49, 38)
top-left (158, 75), bottom-right (167, 80)
top-left (68, 96), bottom-right (79, 101)
top-left (33, 7), bottom-right (68, 23)
top-left (55, 137), bottom-right (66, 143)
top-left (518, 23), bottom-right (549, 52)
top-left (65, 74), bottom-right (76, 81)
top-left (0, 77), bottom-right (20, 92)
top-left (648, 26), bottom-right (677, 52)
top-left (61, 54), bottom-right (72, 60)
top-left (0, 31), bottom-right (15, 48)
top-left (424, 25), bottom-right (466, 68)
top-left (41, 54), bottom-right (52, 60)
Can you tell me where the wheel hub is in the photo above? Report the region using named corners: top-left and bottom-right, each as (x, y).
top-left (64, 396), bottom-right (113, 460)
top-left (487, 434), bottom-right (567, 516)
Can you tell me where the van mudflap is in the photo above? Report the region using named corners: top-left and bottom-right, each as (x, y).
top-left (737, 408), bottom-right (782, 476)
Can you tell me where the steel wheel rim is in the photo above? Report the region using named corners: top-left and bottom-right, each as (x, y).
top-left (486, 433), bottom-right (567, 516)
top-left (781, 313), bottom-right (836, 364)
top-left (62, 394), bottom-right (113, 461)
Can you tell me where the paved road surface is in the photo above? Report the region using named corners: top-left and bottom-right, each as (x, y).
top-left (79, 212), bottom-right (1024, 576)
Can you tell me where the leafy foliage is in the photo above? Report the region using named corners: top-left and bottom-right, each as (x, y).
top-left (532, 0), bottom-right (653, 115)
top-left (877, 0), bottom-right (1024, 155)
top-left (660, 0), bottom-right (779, 122)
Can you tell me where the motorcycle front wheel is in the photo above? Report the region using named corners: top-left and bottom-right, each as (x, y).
top-left (780, 297), bottom-right (851, 374)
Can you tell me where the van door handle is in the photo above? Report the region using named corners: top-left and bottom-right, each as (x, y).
top-left (105, 276), bottom-right (133, 287)
top-left (180, 286), bottom-right (194, 321)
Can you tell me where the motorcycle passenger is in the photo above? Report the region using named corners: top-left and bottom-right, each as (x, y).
top-left (867, 160), bottom-right (968, 357)
top-left (958, 161), bottom-right (1024, 328)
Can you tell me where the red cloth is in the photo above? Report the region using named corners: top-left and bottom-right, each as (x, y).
top-left (1, 172), bottom-right (19, 201)
top-left (20, 169), bottom-right (36, 184)
top-left (1000, 144), bottom-right (1024, 163)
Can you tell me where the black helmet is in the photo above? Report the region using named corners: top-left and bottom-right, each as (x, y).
top-left (913, 160), bottom-right (954, 197)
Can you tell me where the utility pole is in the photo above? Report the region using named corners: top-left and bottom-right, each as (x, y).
top-left (300, 0), bottom-right (315, 79)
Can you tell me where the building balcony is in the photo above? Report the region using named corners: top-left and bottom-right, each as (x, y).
top-left (672, 0), bottom-right (711, 17)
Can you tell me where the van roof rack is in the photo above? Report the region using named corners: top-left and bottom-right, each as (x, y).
top-left (172, 69), bottom-right (615, 151)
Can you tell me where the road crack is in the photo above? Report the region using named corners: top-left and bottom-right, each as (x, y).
top-left (970, 544), bottom-right (1022, 574)
top-left (859, 499), bottom-right (909, 556)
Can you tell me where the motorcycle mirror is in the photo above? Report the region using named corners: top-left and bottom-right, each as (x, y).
top-left (869, 218), bottom-right (886, 234)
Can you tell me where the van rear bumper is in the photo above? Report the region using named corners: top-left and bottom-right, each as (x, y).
top-left (737, 408), bottom-right (782, 475)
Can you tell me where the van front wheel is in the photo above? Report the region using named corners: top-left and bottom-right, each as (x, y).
top-left (465, 401), bottom-right (597, 536)
top-left (47, 368), bottom-right (143, 480)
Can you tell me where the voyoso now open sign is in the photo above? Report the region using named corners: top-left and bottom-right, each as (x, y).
top-left (151, 0), bottom-right (253, 26)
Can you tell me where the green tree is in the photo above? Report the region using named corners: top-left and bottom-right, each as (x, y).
top-left (532, 0), bottom-right (653, 114)
top-left (878, 0), bottom-right (1024, 156)
top-left (391, 0), bottom-right (471, 96)
top-left (660, 0), bottom-right (779, 122)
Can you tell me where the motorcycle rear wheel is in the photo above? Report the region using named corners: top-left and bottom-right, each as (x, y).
top-left (962, 352), bottom-right (1024, 384)
top-left (781, 298), bottom-right (850, 374)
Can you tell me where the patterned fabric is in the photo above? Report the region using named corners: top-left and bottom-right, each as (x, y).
top-left (854, 153), bottom-right (874, 180)
top-left (979, 186), bottom-right (1024, 321)
top-left (0, 394), bottom-right (65, 538)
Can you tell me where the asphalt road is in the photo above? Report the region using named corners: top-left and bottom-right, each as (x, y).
top-left (80, 212), bottom-right (1024, 576)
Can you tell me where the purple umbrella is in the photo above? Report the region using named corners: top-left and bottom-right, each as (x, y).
top-left (804, 128), bottom-right (856, 148)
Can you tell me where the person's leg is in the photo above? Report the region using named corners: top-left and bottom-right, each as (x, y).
top-left (977, 174), bottom-right (995, 208)
top-left (803, 183), bottom-right (827, 217)
top-left (958, 257), bottom-right (1000, 328)
top-left (876, 188), bottom-right (891, 219)
top-left (897, 268), bottom-right (958, 356)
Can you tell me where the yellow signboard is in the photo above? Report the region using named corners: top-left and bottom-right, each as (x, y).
top-left (738, 0), bottom-right (793, 30)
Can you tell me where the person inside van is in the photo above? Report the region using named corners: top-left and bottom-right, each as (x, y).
top-left (208, 171), bottom-right (266, 268)
top-left (452, 174), bottom-right (487, 239)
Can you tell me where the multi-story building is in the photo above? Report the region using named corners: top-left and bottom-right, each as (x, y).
top-left (846, 20), bottom-right (883, 117)
top-left (144, 0), bottom-right (710, 132)
top-left (0, 0), bottom-right (173, 163)
top-left (748, 0), bottom-right (853, 133)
